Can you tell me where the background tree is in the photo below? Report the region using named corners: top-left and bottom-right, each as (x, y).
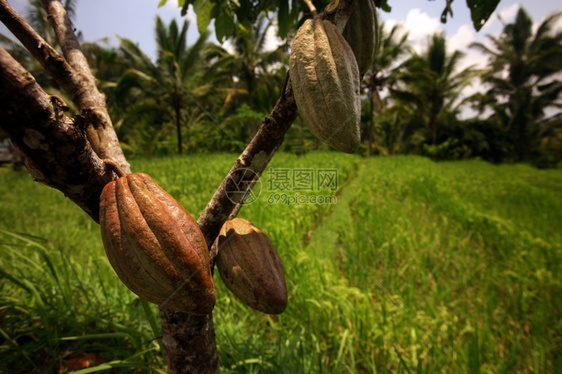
top-left (470, 7), bottom-right (562, 163)
top-left (204, 14), bottom-right (288, 142)
top-left (115, 17), bottom-right (211, 155)
top-left (391, 33), bottom-right (476, 147)
top-left (362, 20), bottom-right (411, 155)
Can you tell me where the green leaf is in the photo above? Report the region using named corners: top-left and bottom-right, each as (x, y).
top-left (440, 0), bottom-right (454, 23)
top-left (215, 9), bottom-right (235, 43)
top-left (157, 0), bottom-right (167, 7)
top-left (466, 0), bottom-right (500, 31)
top-left (375, 0), bottom-right (391, 12)
top-left (193, 0), bottom-right (214, 34)
top-left (278, 0), bottom-right (289, 39)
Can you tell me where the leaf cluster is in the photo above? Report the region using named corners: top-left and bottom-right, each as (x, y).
top-left (157, 0), bottom-right (501, 42)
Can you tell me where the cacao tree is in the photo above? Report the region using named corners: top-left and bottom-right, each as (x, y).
top-left (0, 0), bottom-right (500, 372)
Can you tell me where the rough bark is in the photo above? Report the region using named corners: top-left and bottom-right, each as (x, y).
top-left (0, 46), bottom-right (112, 221)
top-left (160, 310), bottom-right (219, 373)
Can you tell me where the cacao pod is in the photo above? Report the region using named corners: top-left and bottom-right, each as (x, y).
top-left (343, 0), bottom-right (378, 76)
top-left (290, 18), bottom-right (361, 154)
top-left (215, 218), bottom-right (287, 314)
top-left (99, 172), bottom-right (215, 315)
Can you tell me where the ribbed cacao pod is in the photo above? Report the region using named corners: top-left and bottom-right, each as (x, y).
top-left (215, 218), bottom-right (287, 314)
top-left (290, 18), bottom-right (361, 154)
top-left (343, 0), bottom-right (378, 76)
top-left (99, 172), bottom-right (215, 315)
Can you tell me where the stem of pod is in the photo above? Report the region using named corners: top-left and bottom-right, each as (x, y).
top-left (325, 0), bottom-right (340, 14)
top-left (303, 0), bottom-right (317, 17)
top-left (103, 158), bottom-right (128, 178)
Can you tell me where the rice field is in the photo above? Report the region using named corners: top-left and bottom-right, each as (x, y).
top-left (0, 153), bottom-right (560, 373)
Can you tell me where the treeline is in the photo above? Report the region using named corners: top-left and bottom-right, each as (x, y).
top-left (1, 5), bottom-right (561, 167)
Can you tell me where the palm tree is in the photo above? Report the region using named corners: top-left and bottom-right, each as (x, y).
top-left (362, 21), bottom-right (411, 155)
top-left (115, 16), bottom-right (211, 155)
top-left (203, 14), bottom-right (287, 140)
top-left (470, 8), bottom-right (562, 162)
top-left (391, 33), bottom-right (476, 146)
top-left (26, 0), bottom-right (79, 48)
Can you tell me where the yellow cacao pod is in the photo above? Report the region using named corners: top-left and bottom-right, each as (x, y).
top-left (99, 172), bottom-right (215, 315)
top-left (343, 0), bottom-right (378, 75)
top-left (215, 218), bottom-right (287, 314)
top-left (290, 18), bottom-right (361, 154)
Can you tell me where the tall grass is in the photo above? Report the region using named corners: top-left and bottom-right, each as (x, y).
top-left (0, 154), bottom-right (560, 373)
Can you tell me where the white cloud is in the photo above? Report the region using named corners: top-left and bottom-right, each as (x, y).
top-left (221, 39), bottom-right (235, 54)
top-left (403, 9), bottom-right (442, 53)
top-left (405, 9), bottom-right (441, 36)
top-left (383, 9), bottom-right (441, 55)
top-left (263, 20), bottom-right (283, 52)
top-left (497, 3), bottom-right (520, 22)
top-left (449, 24), bottom-right (475, 53)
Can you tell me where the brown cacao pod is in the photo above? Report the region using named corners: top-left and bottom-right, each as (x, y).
top-left (343, 0), bottom-right (378, 76)
top-left (290, 18), bottom-right (361, 154)
top-left (99, 172), bottom-right (215, 315)
top-left (215, 218), bottom-right (287, 314)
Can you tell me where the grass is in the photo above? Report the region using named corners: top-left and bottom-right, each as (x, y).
top-left (0, 154), bottom-right (561, 373)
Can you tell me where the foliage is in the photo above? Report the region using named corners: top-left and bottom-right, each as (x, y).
top-left (2, 2), bottom-right (560, 165)
top-left (113, 17), bottom-right (213, 155)
top-left (470, 8), bottom-right (562, 165)
top-left (1, 154), bottom-right (561, 372)
top-left (157, 0), bottom-right (500, 41)
top-left (391, 33), bottom-right (476, 147)
top-left (362, 20), bottom-right (411, 155)
top-left (202, 14), bottom-right (288, 143)
top-left (465, 0), bottom-right (500, 30)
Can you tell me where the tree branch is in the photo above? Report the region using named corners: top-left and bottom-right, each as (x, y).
top-left (0, 0), bottom-right (75, 87)
top-left (40, 0), bottom-right (128, 168)
top-left (41, 0), bottom-right (89, 77)
top-left (0, 0), bottom-right (129, 170)
top-left (0, 46), bottom-right (112, 221)
top-left (196, 78), bottom-right (298, 249)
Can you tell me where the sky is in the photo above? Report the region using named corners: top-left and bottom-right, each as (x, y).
top-left (1, 0), bottom-right (561, 117)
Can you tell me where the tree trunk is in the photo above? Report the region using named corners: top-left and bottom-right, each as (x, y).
top-left (160, 311), bottom-right (219, 373)
top-left (429, 102), bottom-right (439, 146)
top-left (368, 89), bottom-right (375, 155)
top-left (176, 102), bottom-right (183, 155)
